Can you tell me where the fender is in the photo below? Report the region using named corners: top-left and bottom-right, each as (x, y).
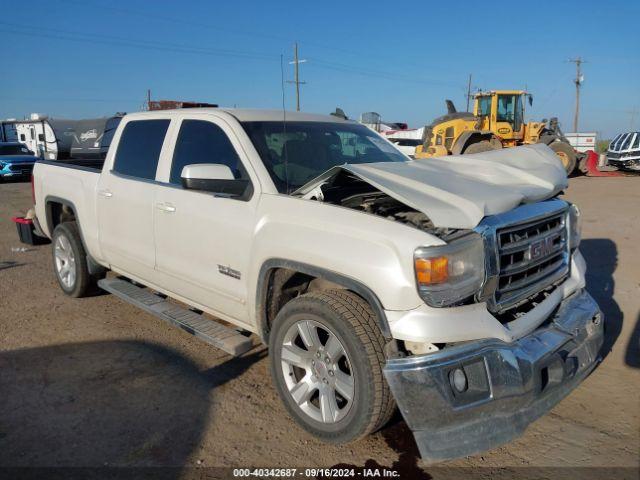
top-left (43, 195), bottom-right (106, 276)
top-left (256, 258), bottom-right (391, 341)
top-left (451, 130), bottom-right (495, 155)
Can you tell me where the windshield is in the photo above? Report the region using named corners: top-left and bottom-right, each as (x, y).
top-left (242, 121), bottom-right (407, 193)
top-left (0, 144), bottom-right (32, 156)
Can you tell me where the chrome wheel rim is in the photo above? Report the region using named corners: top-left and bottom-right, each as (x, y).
top-left (280, 320), bottom-right (355, 424)
top-left (54, 234), bottom-right (76, 289)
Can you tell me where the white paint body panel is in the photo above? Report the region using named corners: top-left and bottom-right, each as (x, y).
top-left (33, 108), bottom-right (581, 345)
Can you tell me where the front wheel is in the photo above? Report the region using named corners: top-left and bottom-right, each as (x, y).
top-left (269, 289), bottom-right (395, 443)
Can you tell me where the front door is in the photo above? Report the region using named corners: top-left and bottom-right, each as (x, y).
top-left (97, 118), bottom-right (171, 280)
top-left (153, 117), bottom-right (258, 323)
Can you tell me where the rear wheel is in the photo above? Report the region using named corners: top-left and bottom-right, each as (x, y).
top-left (52, 222), bottom-right (100, 297)
top-left (464, 140), bottom-right (499, 154)
top-left (269, 289), bottom-right (395, 443)
top-left (548, 141), bottom-right (577, 174)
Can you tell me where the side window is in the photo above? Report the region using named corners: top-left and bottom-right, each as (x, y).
top-left (113, 119), bottom-right (170, 180)
top-left (170, 120), bottom-right (244, 185)
top-left (478, 97), bottom-right (491, 116)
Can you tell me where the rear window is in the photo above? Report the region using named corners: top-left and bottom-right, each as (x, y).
top-left (113, 120), bottom-right (170, 180)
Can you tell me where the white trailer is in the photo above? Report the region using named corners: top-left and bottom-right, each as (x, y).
top-left (564, 132), bottom-right (597, 153)
top-left (2, 114), bottom-right (123, 160)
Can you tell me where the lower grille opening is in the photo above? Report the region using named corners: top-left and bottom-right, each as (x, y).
top-left (494, 283), bottom-right (561, 324)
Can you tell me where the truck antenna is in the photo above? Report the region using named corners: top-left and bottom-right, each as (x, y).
top-left (280, 54), bottom-right (290, 194)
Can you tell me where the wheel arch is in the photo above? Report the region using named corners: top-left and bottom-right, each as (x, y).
top-left (255, 259), bottom-right (391, 343)
top-left (44, 195), bottom-right (79, 234)
top-left (44, 195), bottom-right (105, 276)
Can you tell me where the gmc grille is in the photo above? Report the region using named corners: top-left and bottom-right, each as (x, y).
top-left (494, 213), bottom-right (569, 311)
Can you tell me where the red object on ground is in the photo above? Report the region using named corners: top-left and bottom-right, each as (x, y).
top-left (11, 216), bottom-right (32, 225)
top-left (11, 216), bottom-right (48, 245)
top-left (583, 150), bottom-right (623, 177)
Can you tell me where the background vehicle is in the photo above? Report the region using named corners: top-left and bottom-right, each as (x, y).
top-left (415, 90), bottom-right (581, 173)
top-left (0, 142), bottom-right (37, 180)
top-left (1, 113), bottom-right (123, 160)
top-left (607, 131), bottom-right (640, 171)
top-left (31, 108), bottom-right (602, 463)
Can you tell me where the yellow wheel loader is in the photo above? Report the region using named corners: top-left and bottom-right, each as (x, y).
top-left (414, 90), bottom-right (580, 173)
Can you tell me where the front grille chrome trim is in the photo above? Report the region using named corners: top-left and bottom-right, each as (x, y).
top-left (475, 199), bottom-right (570, 314)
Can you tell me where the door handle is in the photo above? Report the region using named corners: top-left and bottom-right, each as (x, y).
top-left (98, 189), bottom-right (113, 198)
top-left (156, 202), bottom-right (176, 213)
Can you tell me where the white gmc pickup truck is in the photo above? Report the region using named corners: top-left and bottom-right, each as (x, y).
top-left (31, 108), bottom-right (604, 463)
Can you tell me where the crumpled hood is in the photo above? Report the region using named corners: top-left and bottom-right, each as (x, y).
top-left (298, 143), bottom-right (568, 229)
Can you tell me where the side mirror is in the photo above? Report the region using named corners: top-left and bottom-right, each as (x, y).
top-left (180, 163), bottom-right (250, 198)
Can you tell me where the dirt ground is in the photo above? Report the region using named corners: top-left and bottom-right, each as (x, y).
top-left (0, 176), bottom-right (638, 478)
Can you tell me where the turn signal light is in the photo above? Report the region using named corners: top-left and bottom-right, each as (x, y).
top-left (415, 256), bottom-right (449, 285)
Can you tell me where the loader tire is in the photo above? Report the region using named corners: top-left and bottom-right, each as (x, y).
top-left (269, 289), bottom-right (395, 444)
top-left (464, 140), bottom-right (499, 154)
top-left (549, 141), bottom-right (577, 174)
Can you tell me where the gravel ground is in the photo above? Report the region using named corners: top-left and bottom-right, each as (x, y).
top-left (0, 176), bottom-right (638, 478)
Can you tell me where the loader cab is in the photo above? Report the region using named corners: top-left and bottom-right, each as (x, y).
top-left (474, 90), bottom-right (528, 143)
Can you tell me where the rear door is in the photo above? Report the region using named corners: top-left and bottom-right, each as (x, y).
top-left (152, 115), bottom-right (259, 323)
top-left (96, 118), bottom-right (172, 279)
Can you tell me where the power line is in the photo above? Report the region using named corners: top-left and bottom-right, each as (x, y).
top-left (308, 58), bottom-right (462, 88)
top-left (54, 0), bottom-right (467, 73)
top-left (0, 21), bottom-right (278, 61)
top-left (0, 23), bottom-right (466, 90)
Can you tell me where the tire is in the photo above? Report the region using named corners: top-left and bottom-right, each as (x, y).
top-left (269, 289), bottom-right (395, 444)
top-left (548, 141), bottom-right (577, 174)
top-left (51, 221), bottom-right (99, 297)
top-left (463, 140), bottom-right (499, 154)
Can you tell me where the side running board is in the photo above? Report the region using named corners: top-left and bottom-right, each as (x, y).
top-left (97, 277), bottom-right (253, 356)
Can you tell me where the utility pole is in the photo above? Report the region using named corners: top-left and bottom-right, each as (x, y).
top-left (628, 106), bottom-right (639, 130)
top-left (569, 57), bottom-right (585, 132)
top-left (287, 42), bottom-right (307, 111)
top-left (465, 74), bottom-right (472, 112)
top-left (147, 89), bottom-right (151, 111)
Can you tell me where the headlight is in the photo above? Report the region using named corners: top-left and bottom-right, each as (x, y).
top-left (568, 204), bottom-right (582, 250)
top-left (414, 234), bottom-right (485, 307)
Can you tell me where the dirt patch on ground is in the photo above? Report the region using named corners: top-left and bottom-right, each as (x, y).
top-left (0, 176), bottom-right (638, 477)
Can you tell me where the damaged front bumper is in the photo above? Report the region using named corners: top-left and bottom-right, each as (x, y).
top-left (383, 289), bottom-right (604, 464)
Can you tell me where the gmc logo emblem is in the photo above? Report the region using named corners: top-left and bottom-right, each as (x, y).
top-left (526, 236), bottom-right (556, 261)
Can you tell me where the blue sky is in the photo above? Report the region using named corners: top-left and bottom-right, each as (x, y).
top-left (1, 0), bottom-right (638, 138)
